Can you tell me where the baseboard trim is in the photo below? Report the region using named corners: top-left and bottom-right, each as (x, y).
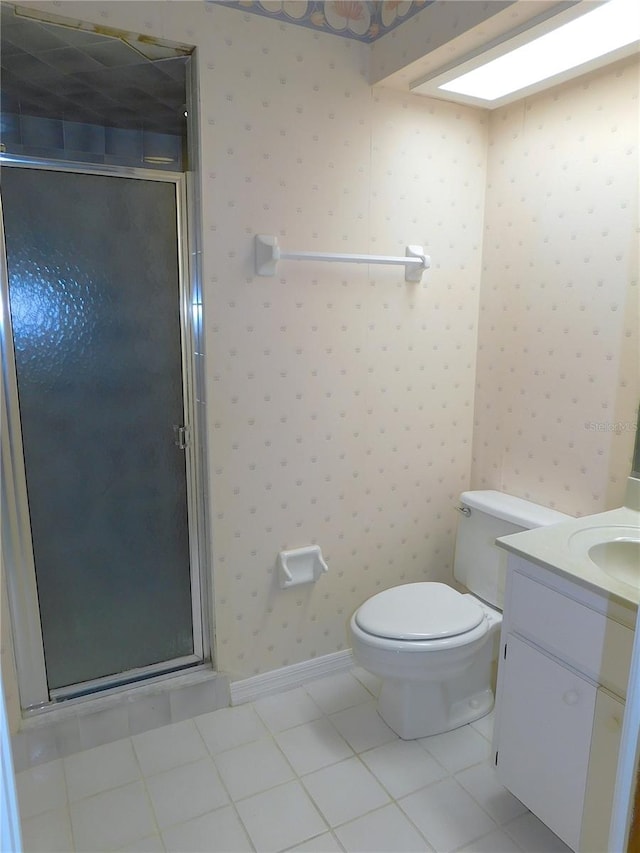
top-left (230, 649), bottom-right (354, 705)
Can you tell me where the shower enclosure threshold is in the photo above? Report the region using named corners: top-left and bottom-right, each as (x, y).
top-left (49, 655), bottom-right (204, 703)
top-left (12, 666), bottom-right (229, 772)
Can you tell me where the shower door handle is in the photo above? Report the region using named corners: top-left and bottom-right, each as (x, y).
top-left (173, 425), bottom-right (189, 450)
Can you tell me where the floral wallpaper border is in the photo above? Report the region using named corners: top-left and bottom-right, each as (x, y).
top-left (213, 1), bottom-right (433, 42)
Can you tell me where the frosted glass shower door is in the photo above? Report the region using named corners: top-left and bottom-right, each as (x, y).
top-left (2, 164), bottom-right (198, 693)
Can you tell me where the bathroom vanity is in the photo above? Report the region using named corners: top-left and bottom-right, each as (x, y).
top-left (493, 504), bottom-right (639, 853)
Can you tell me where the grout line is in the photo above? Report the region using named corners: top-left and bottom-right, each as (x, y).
top-left (138, 774), bottom-right (164, 851)
top-left (281, 827), bottom-right (346, 853)
top-left (191, 703), bottom-right (269, 757)
top-left (126, 731), bottom-right (169, 850)
top-left (64, 800), bottom-right (77, 853)
top-left (195, 705), bottom-right (264, 852)
top-left (148, 731), bottom-right (256, 853)
top-left (59, 750), bottom-right (77, 853)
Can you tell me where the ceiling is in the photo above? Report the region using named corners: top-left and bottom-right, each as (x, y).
top-left (0, 3), bottom-right (192, 134)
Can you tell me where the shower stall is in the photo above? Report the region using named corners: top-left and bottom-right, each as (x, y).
top-left (1, 158), bottom-right (209, 707)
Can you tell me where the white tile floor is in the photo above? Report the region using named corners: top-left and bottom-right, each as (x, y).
top-left (16, 668), bottom-right (573, 853)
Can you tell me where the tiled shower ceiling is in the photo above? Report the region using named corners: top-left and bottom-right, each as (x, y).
top-left (0, 4), bottom-right (192, 134)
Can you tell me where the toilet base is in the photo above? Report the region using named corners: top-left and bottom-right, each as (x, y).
top-left (350, 593), bottom-right (502, 740)
top-left (378, 679), bottom-right (494, 739)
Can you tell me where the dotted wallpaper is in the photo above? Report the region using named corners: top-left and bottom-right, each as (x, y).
top-left (199, 11), bottom-right (487, 677)
top-left (6, 2), bottom-right (638, 695)
top-left (471, 56), bottom-right (640, 517)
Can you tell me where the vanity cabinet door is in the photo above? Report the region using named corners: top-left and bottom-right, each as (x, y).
top-left (580, 688), bottom-right (625, 853)
top-left (496, 633), bottom-right (597, 852)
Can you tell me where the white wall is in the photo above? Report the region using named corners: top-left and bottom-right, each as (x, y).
top-left (472, 55), bottom-right (640, 516)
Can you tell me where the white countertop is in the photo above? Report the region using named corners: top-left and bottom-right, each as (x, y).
top-left (497, 505), bottom-right (640, 608)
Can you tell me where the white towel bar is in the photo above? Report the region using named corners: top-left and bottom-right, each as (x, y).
top-left (255, 235), bottom-right (431, 282)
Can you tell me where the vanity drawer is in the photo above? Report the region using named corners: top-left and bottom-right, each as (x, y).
top-left (507, 570), bottom-right (633, 697)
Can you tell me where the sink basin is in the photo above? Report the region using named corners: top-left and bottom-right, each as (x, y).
top-left (587, 540), bottom-right (640, 586)
top-left (569, 525), bottom-right (640, 588)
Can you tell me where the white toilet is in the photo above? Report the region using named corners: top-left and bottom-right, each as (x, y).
top-left (349, 490), bottom-right (569, 739)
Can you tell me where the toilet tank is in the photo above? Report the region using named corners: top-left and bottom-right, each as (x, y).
top-left (453, 490), bottom-right (570, 609)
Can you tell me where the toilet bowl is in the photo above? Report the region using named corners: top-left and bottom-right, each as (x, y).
top-left (349, 491), bottom-right (570, 740)
top-left (350, 583), bottom-right (501, 739)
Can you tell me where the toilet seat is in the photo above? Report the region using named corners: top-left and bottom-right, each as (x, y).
top-left (354, 582), bottom-right (483, 641)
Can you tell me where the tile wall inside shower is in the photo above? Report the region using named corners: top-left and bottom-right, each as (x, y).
top-left (1, 113), bottom-right (183, 170)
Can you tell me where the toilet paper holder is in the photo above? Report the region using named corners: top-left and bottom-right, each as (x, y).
top-left (277, 545), bottom-right (329, 589)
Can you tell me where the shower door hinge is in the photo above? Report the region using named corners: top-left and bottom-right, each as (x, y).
top-left (173, 424), bottom-right (190, 450)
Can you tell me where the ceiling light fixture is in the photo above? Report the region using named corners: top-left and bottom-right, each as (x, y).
top-left (411, 0), bottom-right (640, 108)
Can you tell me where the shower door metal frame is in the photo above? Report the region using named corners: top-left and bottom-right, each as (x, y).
top-left (0, 155), bottom-right (210, 709)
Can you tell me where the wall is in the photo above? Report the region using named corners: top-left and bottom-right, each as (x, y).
top-left (471, 56), bottom-right (640, 516)
top-left (197, 7), bottom-right (487, 678)
top-left (13, 2), bottom-right (487, 687)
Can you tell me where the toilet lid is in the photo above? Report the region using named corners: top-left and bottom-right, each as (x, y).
top-left (355, 583), bottom-right (484, 641)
